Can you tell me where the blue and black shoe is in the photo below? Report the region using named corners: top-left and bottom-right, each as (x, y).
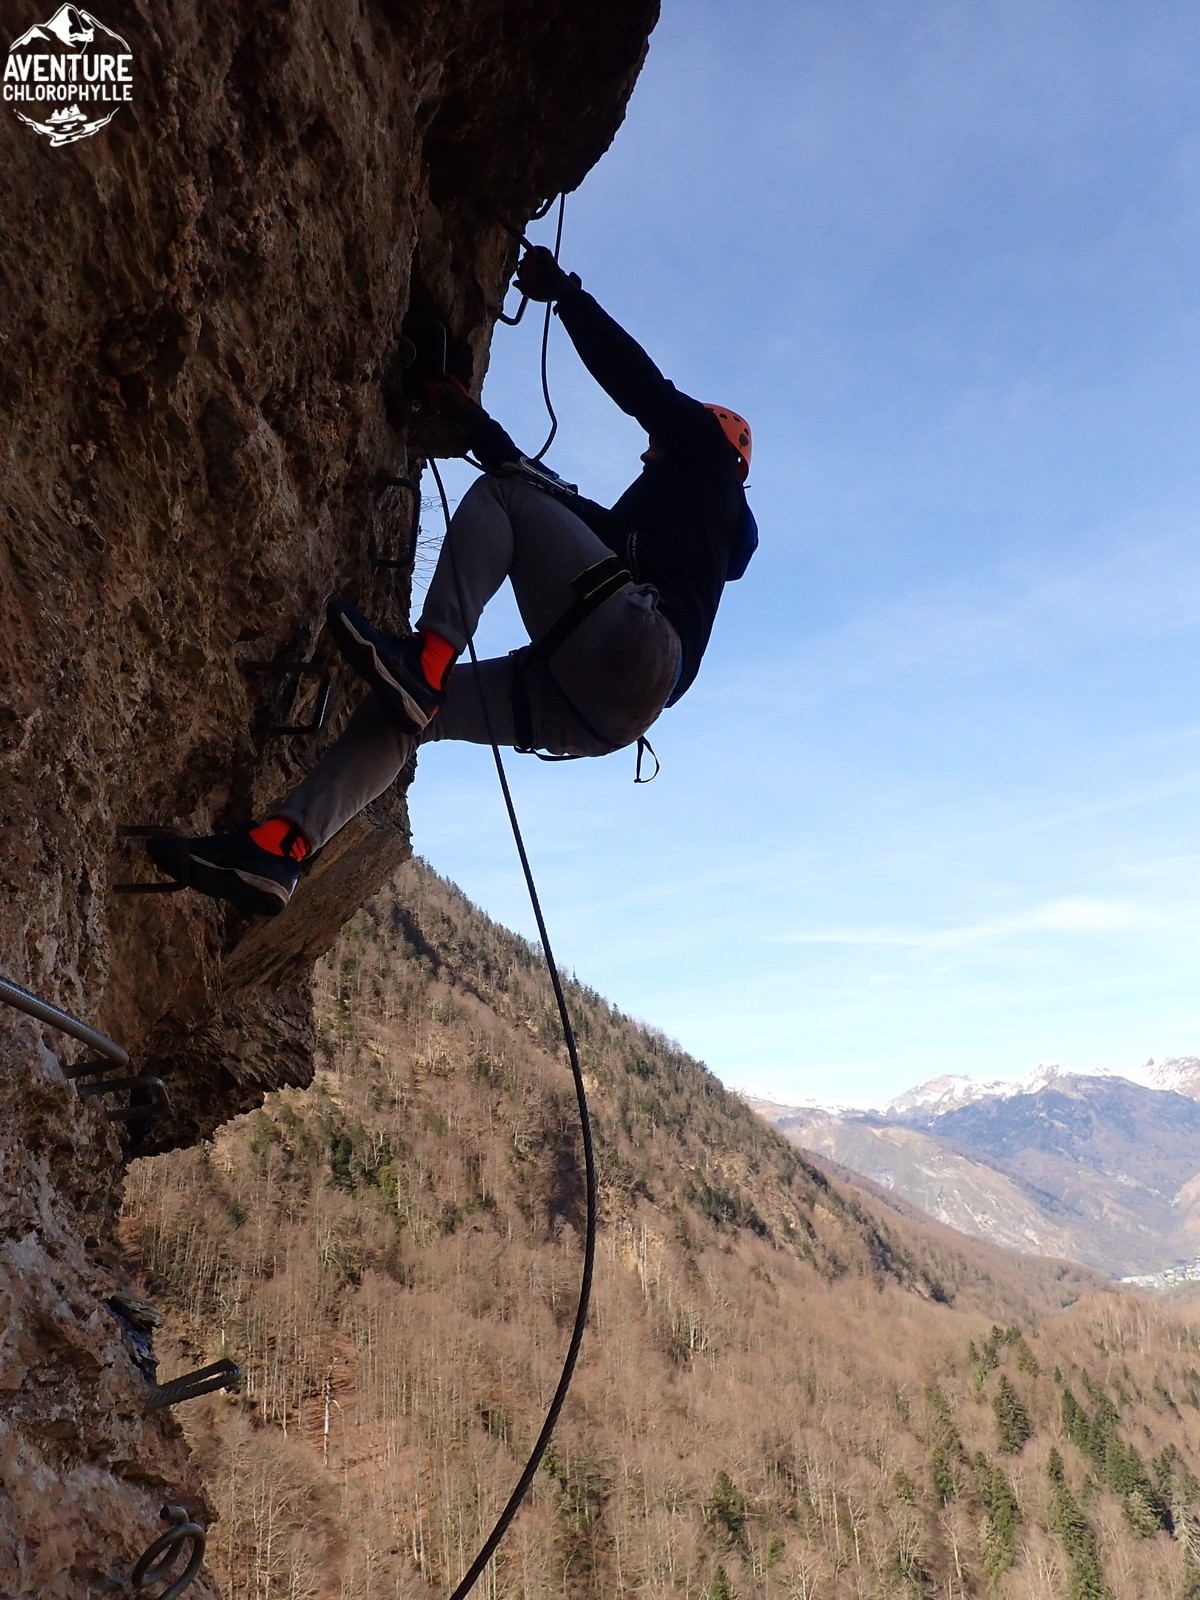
top-left (325, 599), bottom-right (446, 734)
top-left (144, 827), bottom-right (301, 917)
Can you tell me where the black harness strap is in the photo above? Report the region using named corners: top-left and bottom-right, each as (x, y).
top-left (511, 555), bottom-right (631, 757)
top-left (532, 555), bottom-right (632, 660)
top-left (509, 554), bottom-right (664, 782)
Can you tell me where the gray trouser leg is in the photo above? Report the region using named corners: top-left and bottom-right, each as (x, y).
top-left (272, 474), bottom-right (681, 849)
top-left (417, 473), bottom-right (618, 646)
top-left (424, 586), bottom-right (680, 754)
top-left (273, 691), bottom-right (414, 850)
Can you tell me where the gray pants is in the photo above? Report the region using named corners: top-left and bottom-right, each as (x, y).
top-left (276, 475), bottom-right (682, 849)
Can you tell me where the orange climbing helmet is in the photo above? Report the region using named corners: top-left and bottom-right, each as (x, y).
top-left (705, 404), bottom-right (752, 478)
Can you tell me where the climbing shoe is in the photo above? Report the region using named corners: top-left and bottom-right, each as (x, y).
top-left (144, 827), bottom-right (301, 917)
top-left (326, 599), bottom-right (447, 734)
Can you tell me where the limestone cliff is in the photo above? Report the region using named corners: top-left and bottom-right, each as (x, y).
top-left (0, 2), bottom-right (657, 1593)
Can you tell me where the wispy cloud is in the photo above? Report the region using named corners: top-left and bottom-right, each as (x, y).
top-left (778, 896), bottom-right (1185, 952)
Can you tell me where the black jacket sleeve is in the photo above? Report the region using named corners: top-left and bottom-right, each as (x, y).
top-left (554, 285), bottom-right (718, 462)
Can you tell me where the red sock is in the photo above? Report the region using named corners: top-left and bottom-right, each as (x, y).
top-left (418, 629), bottom-right (458, 690)
top-left (250, 817), bottom-right (310, 862)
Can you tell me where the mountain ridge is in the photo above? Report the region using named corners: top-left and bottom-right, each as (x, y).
top-left (752, 1062), bottom-right (1200, 1278)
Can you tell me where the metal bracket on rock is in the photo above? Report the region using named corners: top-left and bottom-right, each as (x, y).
top-left (383, 316), bottom-right (448, 426)
top-left (497, 286), bottom-right (530, 326)
top-left (113, 826), bottom-right (188, 895)
top-left (494, 194), bottom-right (559, 324)
top-left (401, 316), bottom-right (447, 383)
top-left (66, 1058), bottom-right (171, 1125)
top-left (145, 1358), bottom-right (242, 1413)
top-left (371, 473), bottom-right (421, 570)
top-left (242, 657), bottom-right (333, 738)
top-left (0, 968), bottom-right (168, 1136)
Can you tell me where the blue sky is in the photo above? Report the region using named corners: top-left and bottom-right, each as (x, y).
top-left (409, 0), bottom-right (1200, 1108)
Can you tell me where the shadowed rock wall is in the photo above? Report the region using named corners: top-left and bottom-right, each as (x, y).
top-left (0, 1), bottom-right (657, 1591)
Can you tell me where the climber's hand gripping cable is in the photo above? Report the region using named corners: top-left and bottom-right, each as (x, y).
top-left (514, 244), bottom-right (575, 303)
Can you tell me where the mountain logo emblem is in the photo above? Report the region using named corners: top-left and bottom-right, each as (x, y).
top-left (5, 6), bottom-right (133, 146)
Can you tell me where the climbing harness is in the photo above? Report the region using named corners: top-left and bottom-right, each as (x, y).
top-left (486, 483), bottom-right (660, 780)
top-left (427, 458), bottom-right (598, 1600)
top-left (130, 1505), bottom-right (206, 1600)
top-left (508, 551), bottom-right (634, 759)
top-left (501, 456), bottom-right (577, 498)
top-left (524, 553), bottom-right (631, 663)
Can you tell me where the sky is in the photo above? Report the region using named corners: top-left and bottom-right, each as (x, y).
top-left (408, 0), bottom-right (1200, 1110)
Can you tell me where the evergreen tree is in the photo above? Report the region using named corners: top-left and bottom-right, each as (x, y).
top-left (979, 1326), bottom-right (1004, 1371)
top-left (993, 1374), bottom-right (1033, 1454)
top-left (1061, 1386), bottom-right (1088, 1451)
top-left (1063, 1378), bottom-right (1171, 1534)
top-left (930, 1443), bottom-right (956, 1504)
top-left (1014, 1333), bottom-right (1040, 1377)
top-left (979, 1460), bottom-right (1022, 1591)
top-left (709, 1563), bottom-right (738, 1600)
top-left (705, 1470), bottom-right (748, 1552)
top-left (1049, 1456), bottom-right (1115, 1600)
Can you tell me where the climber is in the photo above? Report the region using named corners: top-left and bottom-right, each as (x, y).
top-left (144, 246), bottom-right (757, 915)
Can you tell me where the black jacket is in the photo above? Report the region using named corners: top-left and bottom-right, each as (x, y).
top-left (552, 283), bottom-right (749, 704)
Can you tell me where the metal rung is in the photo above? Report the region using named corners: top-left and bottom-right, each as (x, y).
top-left (131, 1504), bottom-right (206, 1598)
top-left (273, 670), bottom-right (331, 737)
top-left (243, 660), bottom-right (332, 737)
top-left (145, 1358), bottom-right (241, 1413)
top-left (113, 826), bottom-right (188, 895)
top-left (74, 1073), bottom-right (170, 1123)
top-left (383, 317), bottom-right (447, 426)
top-left (1, 970), bottom-right (167, 1137)
top-left (497, 288), bottom-right (530, 327)
top-left (0, 973), bottom-right (128, 1067)
top-left (371, 474), bottom-right (421, 570)
top-left (64, 1049), bottom-right (170, 1129)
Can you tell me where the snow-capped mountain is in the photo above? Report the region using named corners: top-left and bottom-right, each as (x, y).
top-left (878, 1058), bottom-right (1200, 1122)
top-left (1136, 1056), bottom-right (1200, 1095)
top-left (749, 1056), bottom-right (1200, 1280)
top-left (882, 1071), bottom-right (1043, 1120)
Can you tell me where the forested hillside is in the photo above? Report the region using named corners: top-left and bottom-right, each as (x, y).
top-left (122, 862), bottom-right (1200, 1599)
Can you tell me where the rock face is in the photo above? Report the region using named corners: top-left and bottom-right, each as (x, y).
top-left (0, 2), bottom-right (657, 1592)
